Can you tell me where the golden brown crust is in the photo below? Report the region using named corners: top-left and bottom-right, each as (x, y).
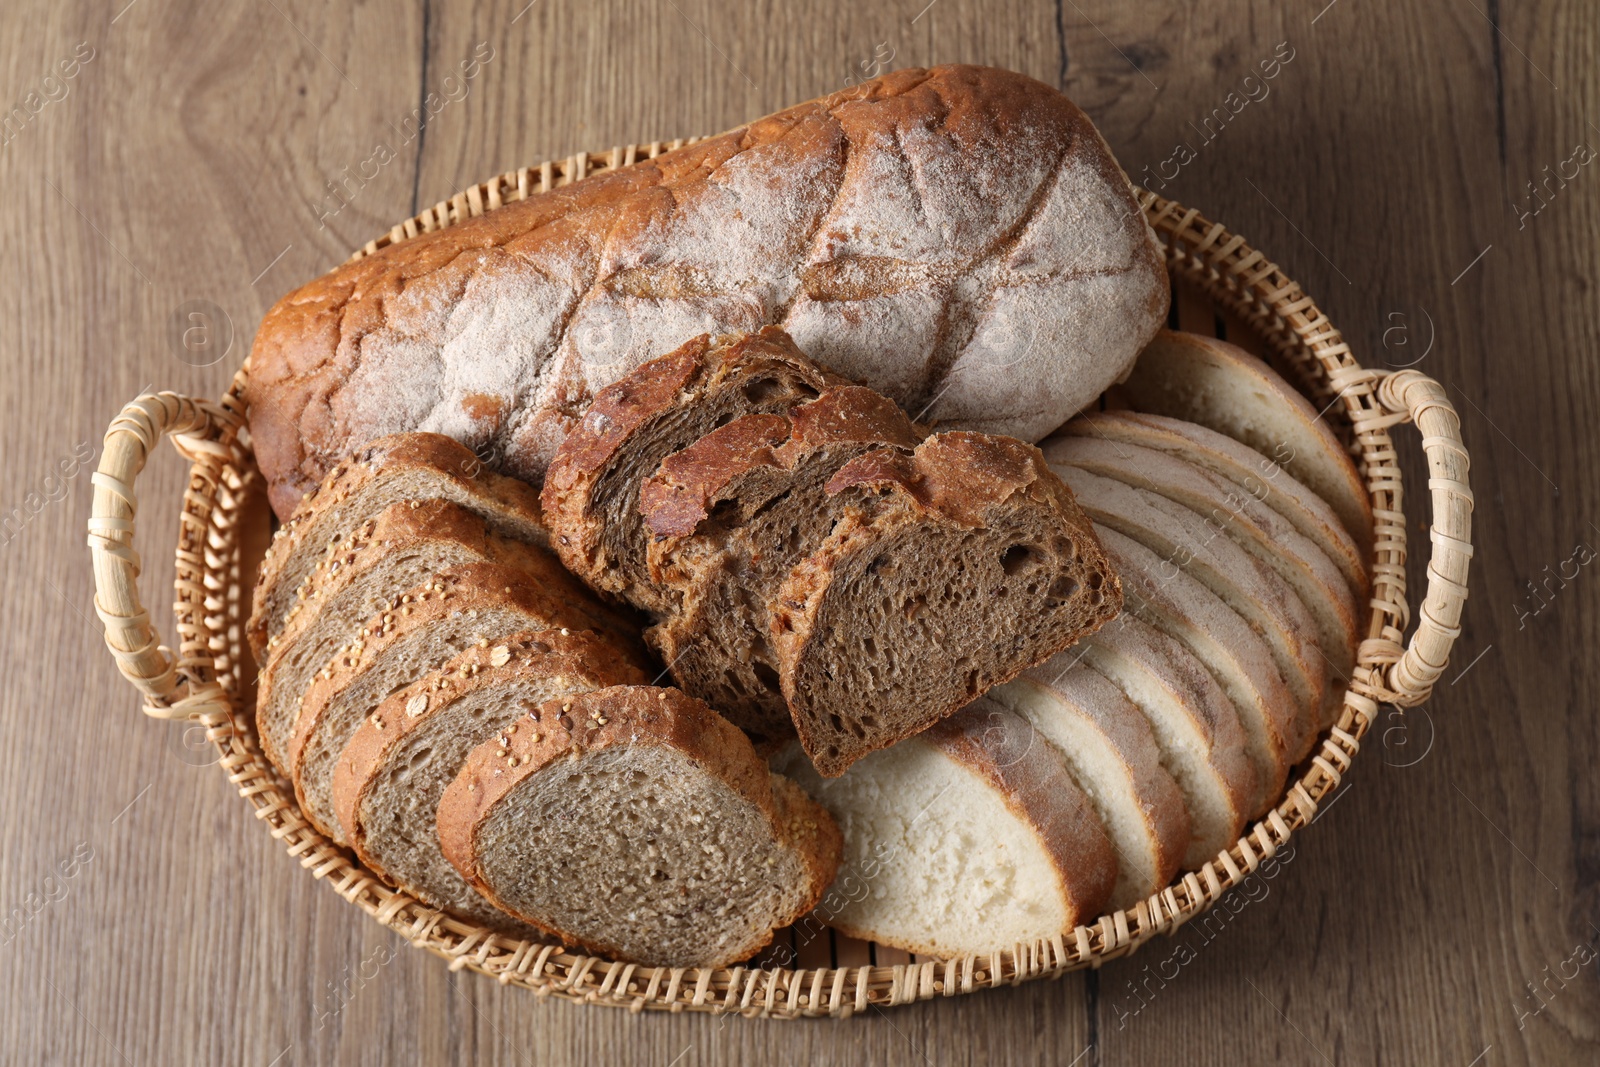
top-left (435, 685), bottom-right (842, 963)
top-left (332, 631), bottom-right (648, 884)
top-left (284, 560), bottom-right (646, 836)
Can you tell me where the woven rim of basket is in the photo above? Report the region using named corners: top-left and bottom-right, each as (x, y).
top-left (161, 146), bottom-right (1430, 1019)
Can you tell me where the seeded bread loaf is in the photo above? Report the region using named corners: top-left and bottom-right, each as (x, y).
top-left (288, 562), bottom-right (645, 844)
top-left (1060, 411), bottom-right (1366, 597)
top-left (333, 632), bottom-right (649, 930)
top-left (989, 663), bottom-right (1190, 908)
top-left (638, 385), bottom-right (924, 734)
top-left (1045, 435), bottom-right (1358, 682)
top-left (541, 328), bottom-right (843, 612)
top-left (253, 499), bottom-right (570, 771)
top-left (772, 698), bottom-right (1117, 956)
top-left (247, 432), bottom-right (549, 660)
top-left (1117, 330), bottom-right (1372, 548)
top-left (437, 685), bottom-right (842, 967)
top-left (772, 432), bottom-right (1121, 776)
top-left (245, 65), bottom-right (1168, 518)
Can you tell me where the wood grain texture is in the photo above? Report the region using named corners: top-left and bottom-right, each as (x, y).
top-left (0, 0), bottom-right (1593, 1063)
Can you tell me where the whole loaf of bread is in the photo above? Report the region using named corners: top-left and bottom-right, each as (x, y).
top-left (246, 64), bottom-right (1168, 518)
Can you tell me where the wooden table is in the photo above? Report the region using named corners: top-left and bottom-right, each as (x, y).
top-left (3, 0), bottom-right (1593, 1063)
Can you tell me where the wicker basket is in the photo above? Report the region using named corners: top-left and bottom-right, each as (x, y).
top-left (86, 141), bottom-right (1474, 1018)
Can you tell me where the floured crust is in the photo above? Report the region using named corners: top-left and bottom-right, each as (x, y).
top-left (436, 685), bottom-right (842, 964)
top-left (540, 328), bottom-right (844, 610)
top-left (285, 561), bottom-right (645, 841)
top-left (246, 65), bottom-right (1167, 518)
top-left (333, 631), bottom-right (648, 887)
top-left (247, 431), bottom-right (548, 660)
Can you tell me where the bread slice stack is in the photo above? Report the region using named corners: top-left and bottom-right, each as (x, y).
top-left (544, 328), bottom-right (1122, 774)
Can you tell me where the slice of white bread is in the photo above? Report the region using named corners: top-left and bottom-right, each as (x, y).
top-left (253, 500), bottom-right (571, 771)
top-left (772, 698), bottom-right (1117, 956)
top-left (1117, 330), bottom-right (1373, 549)
top-left (287, 562), bottom-right (645, 845)
top-left (1060, 411), bottom-right (1366, 597)
top-left (247, 432), bottom-right (548, 660)
top-left (1096, 525), bottom-right (1309, 777)
top-left (772, 433), bottom-right (1122, 777)
top-left (437, 686), bottom-right (842, 968)
top-left (1054, 465), bottom-right (1328, 723)
top-left (332, 632), bottom-right (649, 929)
top-left (988, 664), bottom-right (1190, 909)
top-left (1075, 616), bottom-right (1259, 864)
top-left (1045, 435), bottom-right (1357, 682)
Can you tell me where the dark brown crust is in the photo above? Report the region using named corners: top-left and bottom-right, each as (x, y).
top-left (772, 432), bottom-right (1122, 776)
top-left (245, 65), bottom-right (1165, 518)
top-left (246, 431), bottom-right (547, 659)
top-left (284, 560), bottom-right (646, 837)
top-left (539, 328), bottom-right (843, 606)
top-left (332, 631), bottom-right (649, 887)
top-left (436, 686), bottom-right (842, 965)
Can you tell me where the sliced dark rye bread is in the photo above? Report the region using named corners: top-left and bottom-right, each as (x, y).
top-left (438, 686), bottom-right (841, 968)
top-left (1060, 411), bottom-right (1367, 597)
top-left (1117, 330), bottom-right (1374, 549)
top-left (637, 386), bottom-right (924, 735)
top-left (288, 562), bottom-right (646, 845)
top-left (1052, 465), bottom-right (1329, 725)
top-left (333, 632), bottom-right (649, 931)
top-left (1097, 525), bottom-right (1308, 779)
top-left (771, 698), bottom-right (1117, 956)
top-left (254, 499), bottom-right (580, 772)
top-left (1044, 435), bottom-right (1358, 681)
top-left (771, 432), bottom-right (1121, 777)
top-left (1075, 614), bottom-right (1260, 861)
top-left (247, 432), bottom-right (548, 660)
top-left (540, 327), bottom-right (845, 612)
top-left (988, 663), bottom-right (1190, 909)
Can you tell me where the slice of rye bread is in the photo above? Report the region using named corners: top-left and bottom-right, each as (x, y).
top-left (1053, 465), bottom-right (1329, 725)
top-left (1117, 330), bottom-right (1373, 549)
top-left (246, 432), bottom-right (548, 660)
top-left (1075, 614), bottom-right (1260, 861)
top-left (1045, 435), bottom-right (1358, 681)
top-left (540, 327), bottom-right (846, 612)
top-left (287, 562), bottom-right (647, 845)
top-left (437, 685), bottom-right (842, 968)
top-left (988, 664), bottom-right (1190, 909)
top-left (254, 499), bottom-right (581, 772)
top-left (771, 432), bottom-right (1122, 777)
top-left (1060, 412), bottom-right (1367, 597)
top-left (771, 698), bottom-right (1117, 956)
top-left (1096, 525), bottom-right (1310, 775)
top-left (637, 386), bottom-right (924, 735)
top-left (333, 632), bottom-right (650, 930)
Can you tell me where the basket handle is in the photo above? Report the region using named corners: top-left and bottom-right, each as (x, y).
top-left (88, 392), bottom-right (247, 719)
top-left (1349, 369), bottom-right (1474, 708)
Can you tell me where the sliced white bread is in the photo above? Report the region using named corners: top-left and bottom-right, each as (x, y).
top-left (246, 432), bottom-right (549, 660)
top-left (1095, 525), bottom-right (1306, 789)
top-left (438, 686), bottom-right (842, 968)
top-left (332, 631), bottom-right (650, 929)
top-left (772, 698), bottom-right (1117, 957)
top-left (1060, 411), bottom-right (1366, 598)
top-left (287, 562), bottom-right (645, 845)
top-left (1054, 465), bottom-right (1328, 723)
top-left (1045, 435), bottom-right (1358, 683)
top-left (988, 664), bottom-right (1190, 908)
top-left (253, 499), bottom-right (574, 772)
top-left (1117, 330), bottom-right (1373, 549)
top-left (1074, 616), bottom-right (1259, 865)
